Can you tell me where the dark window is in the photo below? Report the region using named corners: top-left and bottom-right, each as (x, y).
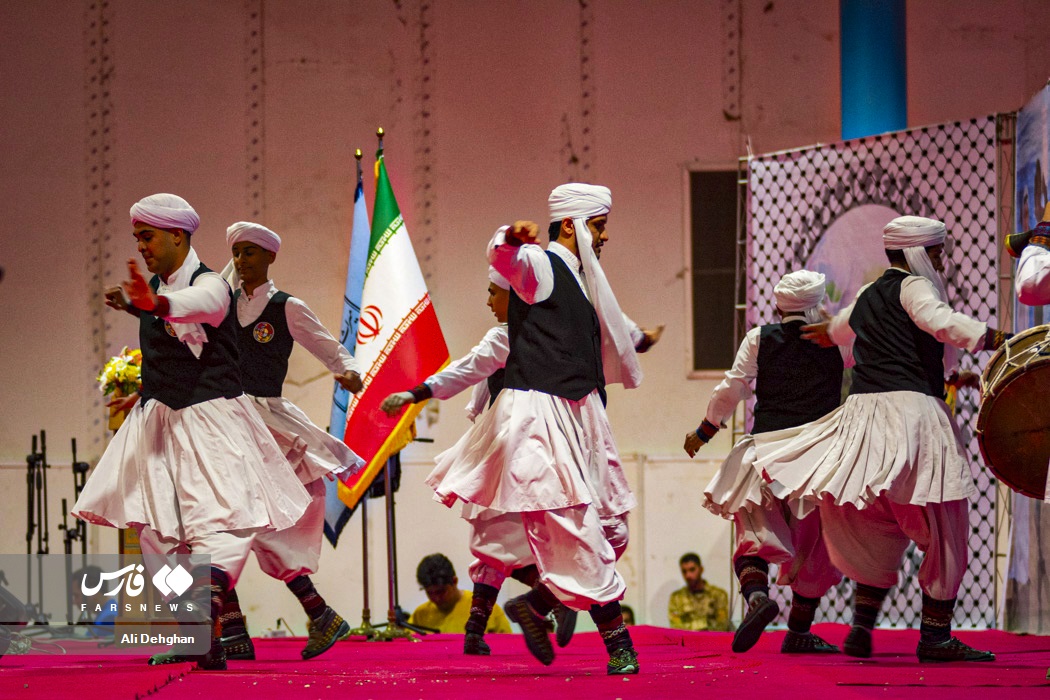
top-left (690, 170), bottom-right (739, 371)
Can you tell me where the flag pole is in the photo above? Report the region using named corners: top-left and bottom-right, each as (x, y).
top-left (370, 126), bottom-right (419, 641)
top-left (344, 147), bottom-right (379, 640)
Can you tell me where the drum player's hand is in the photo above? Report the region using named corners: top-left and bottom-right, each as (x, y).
top-left (947, 371), bottom-right (980, 390)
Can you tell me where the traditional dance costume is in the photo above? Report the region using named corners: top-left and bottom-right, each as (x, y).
top-left (74, 195), bottom-right (310, 670)
top-left (426, 184), bottom-right (641, 674)
top-left (216, 222), bottom-right (365, 660)
top-left (696, 271), bottom-right (844, 654)
top-left (1015, 221), bottom-right (1050, 305)
top-left (753, 217), bottom-right (1003, 662)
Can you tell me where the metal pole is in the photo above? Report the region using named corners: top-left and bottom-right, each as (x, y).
top-left (372, 454), bottom-right (414, 640)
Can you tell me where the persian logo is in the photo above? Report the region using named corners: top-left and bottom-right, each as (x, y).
top-left (81, 563), bottom-right (193, 598)
top-left (253, 322), bottom-right (275, 343)
top-left (356, 305), bottom-right (383, 345)
top-left (151, 564), bottom-right (194, 597)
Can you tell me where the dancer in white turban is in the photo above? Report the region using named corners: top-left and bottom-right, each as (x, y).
top-left (74, 195), bottom-right (311, 670)
top-left (684, 270), bottom-right (845, 655)
top-left (426, 184), bottom-right (652, 675)
top-left (1013, 220), bottom-right (1050, 305)
top-left (753, 216), bottom-right (1007, 662)
top-left (381, 268), bottom-right (554, 654)
top-left (215, 221), bottom-right (365, 661)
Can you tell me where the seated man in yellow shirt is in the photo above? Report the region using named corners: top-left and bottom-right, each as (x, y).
top-left (668, 553), bottom-right (731, 631)
top-left (409, 554), bottom-right (511, 634)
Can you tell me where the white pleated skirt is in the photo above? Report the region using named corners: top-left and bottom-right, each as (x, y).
top-left (701, 436), bottom-right (773, 518)
top-left (73, 395), bottom-right (312, 542)
top-left (426, 388), bottom-right (636, 515)
top-left (753, 391), bottom-right (977, 517)
top-left (247, 395), bottom-right (365, 485)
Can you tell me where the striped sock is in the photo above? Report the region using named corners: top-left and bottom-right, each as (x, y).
top-left (220, 587), bottom-right (248, 638)
top-left (919, 594), bottom-right (955, 644)
top-left (787, 592), bottom-right (820, 634)
top-left (734, 556), bottom-right (770, 602)
top-left (590, 601), bottom-right (632, 653)
top-left (287, 575), bottom-right (327, 622)
top-left (852, 584), bottom-right (890, 631)
top-left (466, 583), bottom-right (499, 636)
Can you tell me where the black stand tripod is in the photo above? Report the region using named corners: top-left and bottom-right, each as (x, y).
top-left (23, 431), bottom-right (50, 626)
top-left (58, 438), bottom-right (90, 626)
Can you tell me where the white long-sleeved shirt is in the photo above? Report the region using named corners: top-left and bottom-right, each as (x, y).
top-left (424, 324), bottom-right (509, 400)
top-left (1016, 244), bottom-right (1050, 306)
top-left (158, 248), bottom-right (230, 327)
top-left (236, 279), bottom-right (358, 375)
top-left (827, 272), bottom-right (987, 353)
top-left (704, 316), bottom-right (854, 427)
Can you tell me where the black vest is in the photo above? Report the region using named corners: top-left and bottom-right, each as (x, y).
top-left (140, 264), bottom-right (242, 410)
top-left (486, 367), bottom-right (506, 407)
top-left (234, 290), bottom-right (295, 397)
top-left (504, 252), bottom-right (606, 404)
top-left (849, 268), bottom-right (945, 398)
top-left (752, 321), bottom-right (844, 433)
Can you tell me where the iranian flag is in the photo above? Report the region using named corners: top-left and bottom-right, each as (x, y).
top-left (337, 149), bottom-right (449, 510)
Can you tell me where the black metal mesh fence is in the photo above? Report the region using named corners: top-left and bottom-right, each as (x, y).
top-left (745, 117), bottom-right (999, 629)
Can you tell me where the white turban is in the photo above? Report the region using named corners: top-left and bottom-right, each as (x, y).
top-left (545, 183), bottom-right (641, 389)
top-left (226, 221), bottom-right (281, 253)
top-left (548, 183), bottom-right (612, 222)
top-left (883, 215), bottom-right (957, 371)
top-left (488, 266), bottom-right (510, 291)
top-left (130, 193), bottom-right (200, 233)
top-left (774, 270), bottom-right (826, 323)
top-left (882, 216), bottom-right (946, 250)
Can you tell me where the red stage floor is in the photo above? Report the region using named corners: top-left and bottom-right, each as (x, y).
top-left (2, 625), bottom-right (1048, 699)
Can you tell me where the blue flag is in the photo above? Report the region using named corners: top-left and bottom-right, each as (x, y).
top-left (323, 169), bottom-right (371, 546)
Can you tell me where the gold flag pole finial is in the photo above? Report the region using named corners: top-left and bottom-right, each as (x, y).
top-left (354, 148), bottom-right (363, 182)
top-left (377, 127), bottom-right (385, 152)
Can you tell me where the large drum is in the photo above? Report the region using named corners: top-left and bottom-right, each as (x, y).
top-left (976, 324), bottom-right (1050, 500)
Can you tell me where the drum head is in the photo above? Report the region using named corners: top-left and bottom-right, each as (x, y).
top-left (978, 365), bottom-right (1050, 500)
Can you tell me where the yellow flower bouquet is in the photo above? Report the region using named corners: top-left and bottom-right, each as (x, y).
top-left (98, 347), bottom-right (142, 430)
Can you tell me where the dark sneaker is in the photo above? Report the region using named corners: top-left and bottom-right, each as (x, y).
top-left (781, 630), bottom-right (840, 654)
top-left (197, 638), bottom-right (228, 671)
top-left (149, 640), bottom-right (227, 671)
top-left (505, 595), bottom-right (554, 666)
top-left (554, 605), bottom-right (577, 648)
top-left (220, 631), bottom-right (255, 660)
top-left (147, 648), bottom-right (195, 666)
top-left (731, 595), bottom-right (780, 653)
top-left (464, 632), bottom-right (491, 656)
top-left (302, 608), bottom-right (350, 660)
top-left (607, 647), bottom-right (640, 675)
top-left (843, 626), bottom-right (872, 659)
top-left (916, 637), bottom-right (995, 663)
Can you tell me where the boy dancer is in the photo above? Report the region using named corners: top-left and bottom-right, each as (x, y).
top-left (74, 194), bottom-right (310, 670)
top-left (219, 221), bottom-right (366, 660)
top-left (685, 270), bottom-right (844, 654)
